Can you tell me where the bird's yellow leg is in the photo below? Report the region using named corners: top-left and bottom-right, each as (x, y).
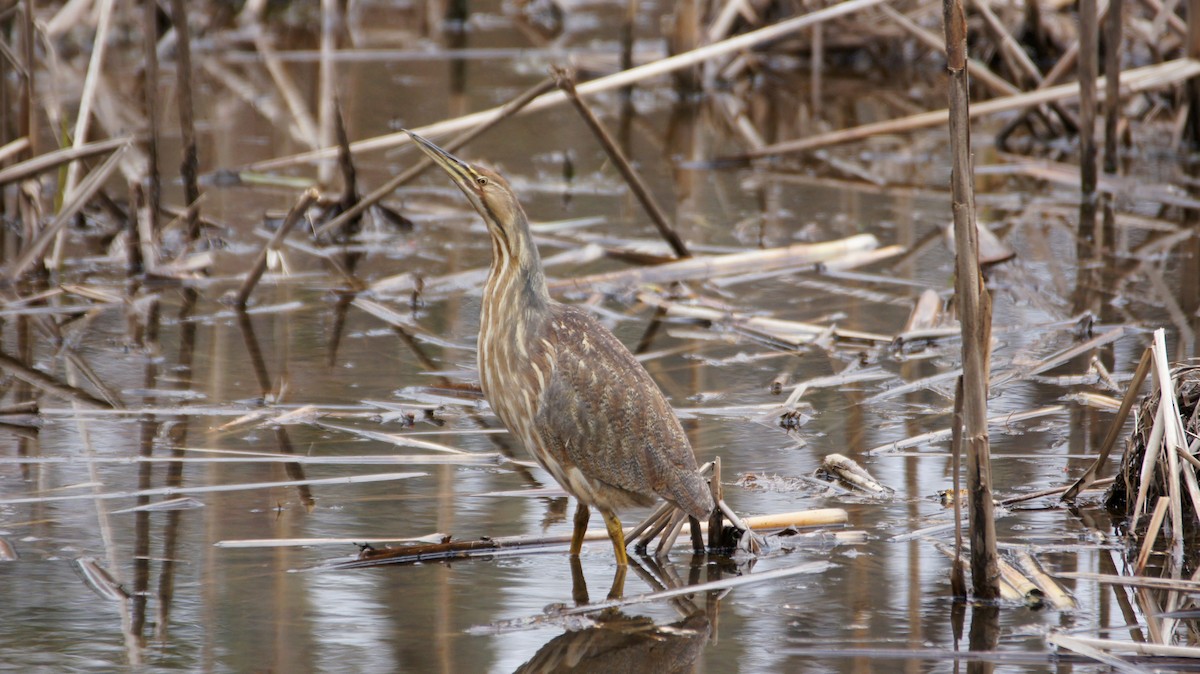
top-left (601, 510), bottom-right (629, 566)
top-left (569, 501), bottom-right (590, 556)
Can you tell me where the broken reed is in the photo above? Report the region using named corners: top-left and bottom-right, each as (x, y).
top-left (943, 0), bottom-right (999, 600)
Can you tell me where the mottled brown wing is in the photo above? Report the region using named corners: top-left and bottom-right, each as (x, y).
top-left (533, 304), bottom-right (713, 519)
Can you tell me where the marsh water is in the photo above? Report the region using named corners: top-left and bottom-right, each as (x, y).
top-left (1, 2), bottom-right (1198, 672)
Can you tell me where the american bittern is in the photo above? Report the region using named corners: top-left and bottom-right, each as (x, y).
top-left (407, 130), bottom-right (714, 565)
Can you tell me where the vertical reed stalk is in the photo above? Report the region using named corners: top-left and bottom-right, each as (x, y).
top-left (1079, 0), bottom-right (1098, 196)
top-left (143, 0), bottom-right (161, 239)
top-left (1187, 0), bottom-right (1200, 147)
top-left (943, 0), bottom-right (999, 600)
top-left (168, 0), bottom-right (201, 241)
top-left (1103, 0), bottom-right (1122, 173)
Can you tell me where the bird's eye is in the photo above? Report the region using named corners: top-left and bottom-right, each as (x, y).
top-left (476, 176), bottom-right (489, 187)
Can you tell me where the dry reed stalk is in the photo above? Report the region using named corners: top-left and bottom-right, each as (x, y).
top-left (950, 376), bottom-right (966, 598)
top-left (1014, 551), bottom-right (1076, 609)
top-left (741, 58), bottom-right (1200, 158)
top-left (1104, 0), bottom-right (1123, 173)
top-left (1186, 0), bottom-right (1200, 146)
top-left (878, 5), bottom-right (1018, 97)
top-left (199, 59), bottom-right (309, 145)
top-left (0, 471), bottom-right (425, 507)
top-left (0, 350), bottom-right (110, 409)
top-left (707, 456), bottom-right (723, 550)
top-left (867, 405), bottom-right (1065, 454)
top-left (62, 0), bottom-right (115, 201)
top-left (1051, 634), bottom-right (1200, 659)
top-left (234, 189), bottom-right (320, 307)
top-left (555, 69), bottom-right (689, 258)
top-left (247, 0), bottom-right (889, 171)
top-left (7, 145), bottom-right (127, 280)
top-left (253, 34), bottom-right (319, 148)
top-left (550, 233), bottom-right (880, 292)
top-left (1079, 0), bottom-right (1099, 197)
top-left (319, 0), bottom-right (339, 186)
top-left (996, 556), bottom-right (1042, 601)
top-left (1062, 347), bottom-right (1151, 501)
top-left (636, 291), bottom-right (892, 346)
top-left (339, 509), bottom-right (845, 567)
top-left (312, 77), bottom-right (557, 239)
top-left (0, 136), bottom-right (128, 187)
top-left (970, 0), bottom-right (1044, 87)
top-left (0, 138), bottom-right (30, 164)
top-left (19, 0), bottom-right (34, 160)
top-left (1046, 633), bottom-right (1142, 673)
top-left (944, 0), bottom-right (998, 600)
top-left (142, 0), bottom-right (160, 240)
top-left (1133, 496), bottom-right (1169, 573)
top-left (168, 0), bottom-right (200, 241)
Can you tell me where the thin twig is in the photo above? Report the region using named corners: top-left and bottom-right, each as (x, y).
top-left (234, 188), bottom-right (320, 308)
top-left (554, 67), bottom-right (689, 258)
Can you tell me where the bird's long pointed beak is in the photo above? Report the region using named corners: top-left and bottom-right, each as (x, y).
top-left (404, 129), bottom-right (475, 193)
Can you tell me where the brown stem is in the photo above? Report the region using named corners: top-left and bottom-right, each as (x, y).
top-left (1078, 0), bottom-right (1098, 197)
top-left (235, 188), bottom-right (319, 308)
top-left (168, 0), bottom-right (200, 241)
top-left (554, 68), bottom-right (691, 259)
top-left (943, 0), bottom-right (998, 600)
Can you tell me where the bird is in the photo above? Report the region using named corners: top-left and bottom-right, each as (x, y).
top-left (405, 130), bottom-right (714, 566)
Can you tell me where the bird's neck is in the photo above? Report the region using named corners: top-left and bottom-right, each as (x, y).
top-left (483, 210), bottom-right (549, 315)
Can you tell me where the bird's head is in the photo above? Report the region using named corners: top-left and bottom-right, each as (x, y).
top-left (405, 130), bottom-right (525, 245)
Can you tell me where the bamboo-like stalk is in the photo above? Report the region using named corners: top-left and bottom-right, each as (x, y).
top-left (996, 556), bottom-right (1042, 601)
top-left (1015, 551), bottom-right (1077, 609)
top-left (943, 0), bottom-right (998, 600)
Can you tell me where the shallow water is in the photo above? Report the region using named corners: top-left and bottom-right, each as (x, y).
top-left (1, 2), bottom-right (1197, 672)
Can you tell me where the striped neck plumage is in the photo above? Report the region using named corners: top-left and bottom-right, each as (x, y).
top-left (484, 204), bottom-right (549, 310)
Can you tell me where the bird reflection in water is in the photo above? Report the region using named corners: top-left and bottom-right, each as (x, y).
top-left (513, 556), bottom-right (715, 673)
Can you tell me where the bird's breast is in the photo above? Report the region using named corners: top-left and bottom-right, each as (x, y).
top-left (478, 292), bottom-right (554, 455)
